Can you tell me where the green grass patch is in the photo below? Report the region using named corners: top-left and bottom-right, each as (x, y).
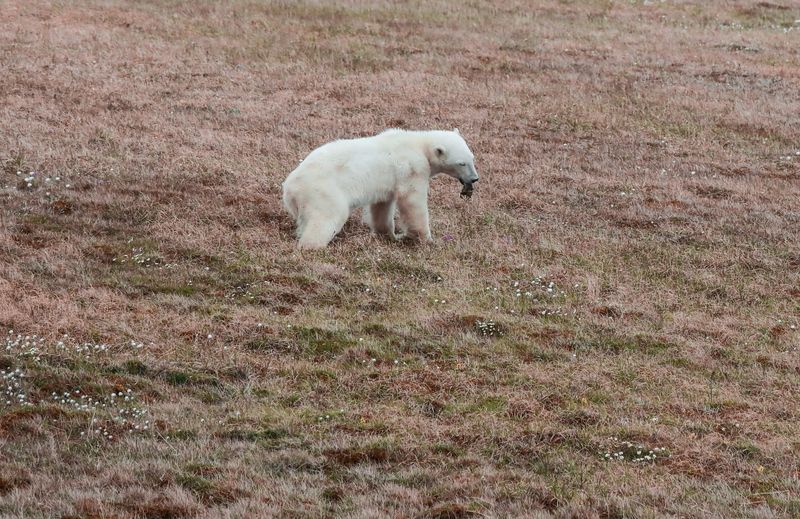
top-left (570, 332), bottom-right (675, 355)
top-left (163, 369), bottom-right (221, 387)
top-left (176, 472), bottom-right (214, 495)
top-left (217, 427), bottom-right (290, 443)
top-left (378, 260), bottom-right (443, 283)
top-left (454, 395), bottom-right (508, 416)
top-left (293, 326), bottom-right (354, 356)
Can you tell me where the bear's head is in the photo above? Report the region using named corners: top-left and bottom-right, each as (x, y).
top-left (430, 129), bottom-right (479, 197)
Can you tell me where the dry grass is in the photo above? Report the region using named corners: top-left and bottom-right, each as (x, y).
top-left (1, 0), bottom-right (799, 517)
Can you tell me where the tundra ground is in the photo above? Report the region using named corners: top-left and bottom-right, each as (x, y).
top-left (1, 1), bottom-right (799, 517)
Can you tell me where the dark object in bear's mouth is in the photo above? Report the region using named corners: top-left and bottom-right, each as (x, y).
top-left (460, 182), bottom-right (474, 199)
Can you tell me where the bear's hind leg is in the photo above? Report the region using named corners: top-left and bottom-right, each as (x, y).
top-left (297, 207), bottom-right (349, 250)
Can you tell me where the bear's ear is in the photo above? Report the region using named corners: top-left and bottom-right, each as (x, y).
top-left (434, 146), bottom-right (446, 158)
top-left (453, 128), bottom-right (460, 135)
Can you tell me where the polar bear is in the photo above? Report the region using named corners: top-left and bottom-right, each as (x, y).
top-left (281, 129), bottom-right (479, 250)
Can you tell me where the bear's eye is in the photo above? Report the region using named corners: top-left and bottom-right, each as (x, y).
top-left (457, 162), bottom-right (466, 167)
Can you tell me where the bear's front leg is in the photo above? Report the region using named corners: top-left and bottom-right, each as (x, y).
top-left (397, 189), bottom-right (432, 242)
top-left (363, 199), bottom-right (397, 238)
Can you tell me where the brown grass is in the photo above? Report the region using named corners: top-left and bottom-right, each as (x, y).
top-left (1, 0), bottom-right (799, 517)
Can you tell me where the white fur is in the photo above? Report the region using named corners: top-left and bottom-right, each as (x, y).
top-left (282, 129), bottom-right (478, 250)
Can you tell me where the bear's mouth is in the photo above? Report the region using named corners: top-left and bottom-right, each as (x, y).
top-left (459, 180), bottom-right (474, 199)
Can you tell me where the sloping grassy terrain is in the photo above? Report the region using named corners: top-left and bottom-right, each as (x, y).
top-left (1, 1), bottom-right (799, 517)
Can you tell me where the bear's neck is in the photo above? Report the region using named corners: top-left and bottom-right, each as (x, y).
top-left (378, 130), bottom-right (442, 176)
top-left (401, 131), bottom-right (441, 174)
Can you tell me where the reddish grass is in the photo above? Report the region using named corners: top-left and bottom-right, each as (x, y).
top-left (1, 0), bottom-right (799, 517)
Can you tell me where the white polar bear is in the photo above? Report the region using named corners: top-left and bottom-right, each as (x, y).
top-left (281, 129), bottom-right (479, 250)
